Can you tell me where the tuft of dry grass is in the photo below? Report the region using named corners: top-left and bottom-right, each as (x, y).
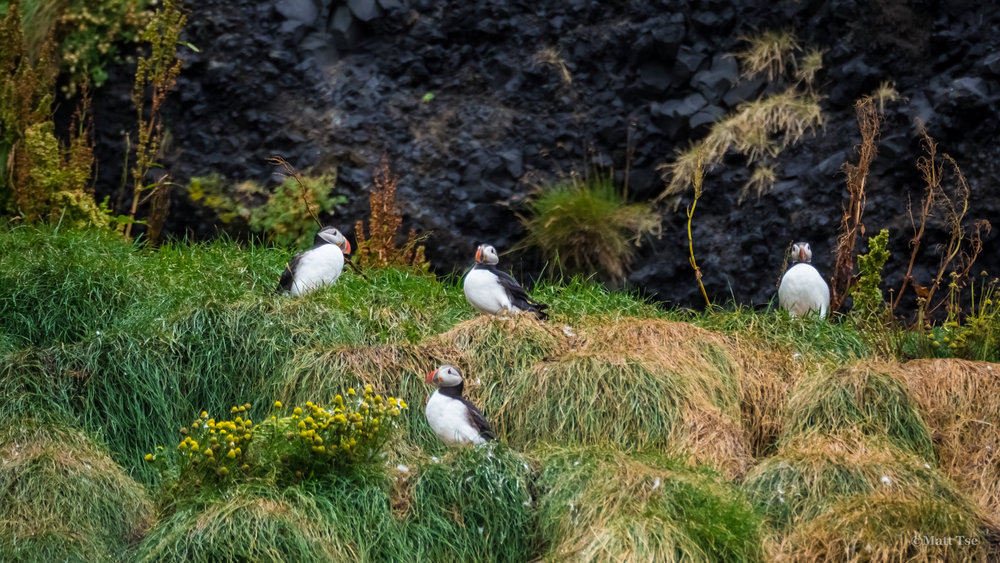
top-left (658, 89), bottom-right (823, 200)
top-left (735, 29), bottom-right (801, 81)
top-left (898, 359), bottom-right (1000, 522)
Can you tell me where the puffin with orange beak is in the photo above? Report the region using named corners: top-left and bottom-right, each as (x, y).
top-left (463, 244), bottom-right (549, 319)
top-left (424, 365), bottom-right (495, 445)
top-left (778, 241), bottom-right (830, 318)
top-left (277, 226), bottom-right (352, 296)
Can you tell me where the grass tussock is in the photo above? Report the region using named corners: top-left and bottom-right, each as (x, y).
top-left (743, 431), bottom-right (970, 530)
top-left (0, 423), bottom-right (154, 561)
top-left (899, 359), bottom-right (1000, 521)
top-left (533, 446), bottom-right (763, 562)
top-left (134, 486), bottom-right (356, 562)
top-left (781, 362), bottom-right (935, 459)
top-left (779, 491), bottom-right (987, 561)
top-left (406, 445), bottom-right (534, 562)
top-left (478, 319), bottom-right (751, 477)
top-left (520, 172), bottom-right (661, 283)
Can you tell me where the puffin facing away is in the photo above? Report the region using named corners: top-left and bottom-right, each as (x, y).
top-left (425, 365), bottom-right (495, 446)
top-left (778, 242), bottom-right (830, 318)
top-left (277, 227), bottom-right (352, 296)
top-left (463, 244), bottom-right (549, 319)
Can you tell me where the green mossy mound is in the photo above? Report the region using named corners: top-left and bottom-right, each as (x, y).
top-left (0, 423), bottom-right (153, 561)
top-left (533, 446), bottom-right (763, 562)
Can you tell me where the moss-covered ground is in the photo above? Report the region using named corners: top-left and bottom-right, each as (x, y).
top-left (0, 226), bottom-right (997, 561)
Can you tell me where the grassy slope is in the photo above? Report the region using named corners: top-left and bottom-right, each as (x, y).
top-left (0, 226), bottom-right (996, 561)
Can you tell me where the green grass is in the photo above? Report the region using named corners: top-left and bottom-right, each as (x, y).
top-left (519, 172), bottom-right (660, 282)
top-left (0, 225), bottom-right (996, 561)
top-left (0, 421), bottom-right (153, 562)
top-left (533, 446), bottom-right (763, 562)
top-left (780, 362), bottom-right (935, 459)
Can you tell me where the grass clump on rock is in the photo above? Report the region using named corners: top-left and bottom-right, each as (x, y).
top-left (533, 446), bottom-right (763, 562)
top-left (0, 422), bottom-right (153, 561)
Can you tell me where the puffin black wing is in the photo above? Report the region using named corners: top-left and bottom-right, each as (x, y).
top-left (276, 253), bottom-right (304, 293)
top-left (460, 398), bottom-right (495, 440)
top-left (483, 265), bottom-right (549, 319)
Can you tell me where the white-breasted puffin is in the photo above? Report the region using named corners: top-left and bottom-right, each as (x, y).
top-left (778, 241), bottom-right (830, 318)
top-left (277, 226), bottom-right (352, 296)
top-left (463, 244), bottom-right (549, 319)
top-left (425, 365), bottom-right (495, 446)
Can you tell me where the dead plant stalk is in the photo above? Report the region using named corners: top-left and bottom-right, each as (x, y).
top-left (830, 96), bottom-right (879, 314)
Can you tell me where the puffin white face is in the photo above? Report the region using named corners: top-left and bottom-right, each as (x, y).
top-left (790, 242), bottom-right (812, 263)
top-left (318, 227), bottom-right (352, 255)
top-left (425, 365), bottom-right (464, 388)
top-left (475, 244), bottom-right (499, 265)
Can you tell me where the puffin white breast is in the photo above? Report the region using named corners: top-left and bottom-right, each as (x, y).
top-left (291, 245), bottom-right (345, 296)
top-left (463, 268), bottom-right (517, 315)
top-left (425, 391), bottom-right (487, 445)
top-left (778, 263), bottom-right (830, 318)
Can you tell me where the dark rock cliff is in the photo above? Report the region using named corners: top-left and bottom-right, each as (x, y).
top-left (92, 0), bottom-right (1000, 312)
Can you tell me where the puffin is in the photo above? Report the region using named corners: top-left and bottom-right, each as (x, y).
top-left (424, 365), bottom-right (495, 445)
top-left (277, 226), bottom-right (351, 296)
top-left (463, 244), bottom-right (549, 319)
top-left (778, 241), bottom-right (830, 318)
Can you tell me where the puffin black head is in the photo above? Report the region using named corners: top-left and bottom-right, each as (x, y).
top-left (315, 227), bottom-right (351, 255)
top-left (474, 244), bottom-right (499, 265)
top-left (790, 242), bottom-right (812, 264)
top-left (425, 365), bottom-right (463, 388)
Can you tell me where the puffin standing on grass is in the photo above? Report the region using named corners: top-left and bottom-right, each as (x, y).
top-left (778, 241), bottom-right (830, 318)
top-left (277, 226), bottom-right (351, 296)
top-left (463, 244), bottom-right (549, 319)
top-left (425, 365), bottom-right (495, 446)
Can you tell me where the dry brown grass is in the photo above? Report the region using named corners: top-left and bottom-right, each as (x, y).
top-left (898, 358), bottom-right (1000, 522)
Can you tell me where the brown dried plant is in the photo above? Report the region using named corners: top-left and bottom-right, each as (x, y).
top-left (126, 0), bottom-right (186, 238)
top-left (354, 156), bottom-right (428, 271)
top-left (893, 123), bottom-right (991, 319)
top-left (829, 96), bottom-right (879, 314)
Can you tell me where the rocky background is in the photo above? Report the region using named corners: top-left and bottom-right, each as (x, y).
top-left (91, 0), bottom-right (999, 312)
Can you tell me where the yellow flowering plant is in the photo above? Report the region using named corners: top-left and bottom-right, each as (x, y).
top-left (145, 387), bottom-right (407, 489)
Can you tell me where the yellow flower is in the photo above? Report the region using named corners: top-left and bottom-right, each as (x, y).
top-left (400, 400), bottom-right (408, 409)
top-left (298, 421), bottom-right (306, 429)
top-left (294, 407), bottom-right (303, 415)
top-left (241, 464), bottom-right (249, 470)
top-left (201, 411), bottom-right (209, 418)
top-left (334, 395), bottom-right (344, 406)
top-left (144, 453), bottom-right (154, 461)
top-left (217, 467), bottom-right (229, 476)
top-left (243, 433), bottom-right (251, 441)
top-left (274, 401), bottom-right (283, 408)
top-left (365, 384), bottom-right (373, 394)
top-left (227, 449), bottom-right (237, 459)
top-left (231, 406), bottom-right (239, 413)
top-left (347, 388), bottom-right (356, 396)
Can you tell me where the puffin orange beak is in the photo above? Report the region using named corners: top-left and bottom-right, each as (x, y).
top-left (425, 369), bottom-right (438, 384)
top-left (342, 240), bottom-right (352, 255)
top-left (799, 248), bottom-right (806, 262)
top-left (475, 247), bottom-right (482, 263)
